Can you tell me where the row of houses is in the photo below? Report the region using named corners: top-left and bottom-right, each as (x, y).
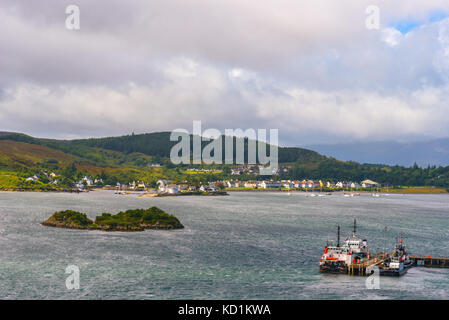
top-left (25, 171), bottom-right (61, 185)
top-left (156, 180), bottom-right (218, 194)
top-left (230, 165), bottom-right (292, 176)
top-left (74, 177), bottom-right (104, 189)
top-left (186, 168), bottom-right (223, 173)
top-left (224, 179), bottom-right (380, 189)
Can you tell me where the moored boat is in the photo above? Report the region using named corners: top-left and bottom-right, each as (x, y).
top-left (320, 219), bottom-right (371, 274)
top-left (379, 234), bottom-right (412, 276)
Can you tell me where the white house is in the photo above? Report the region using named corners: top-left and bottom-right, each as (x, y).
top-left (282, 182), bottom-right (294, 189)
top-left (149, 163), bottom-right (161, 167)
top-left (231, 168), bottom-right (242, 175)
top-left (201, 185), bottom-right (218, 192)
top-left (335, 181), bottom-right (346, 188)
top-left (74, 182), bottom-right (84, 189)
top-left (260, 181), bottom-right (282, 189)
top-left (25, 175), bottom-right (39, 182)
top-left (244, 181), bottom-right (258, 188)
top-left (361, 179), bottom-right (379, 188)
top-left (81, 176), bottom-right (94, 186)
top-left (166, 184), bottom-right (179, 194)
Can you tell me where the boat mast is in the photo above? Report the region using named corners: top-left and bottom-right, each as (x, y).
top-left (337, 225), bottom-right (340, 247)
top-left (353, 218), bottom-right (357, 236)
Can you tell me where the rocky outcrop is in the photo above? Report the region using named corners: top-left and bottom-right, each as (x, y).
top-left (41, 207), bottom-right (184, 231)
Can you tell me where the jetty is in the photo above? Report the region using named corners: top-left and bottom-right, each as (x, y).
top-left (320, 221), bottom-right (449, 277)
top-left (410, 256), bottom-right (449, 268)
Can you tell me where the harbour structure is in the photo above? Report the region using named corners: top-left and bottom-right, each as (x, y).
top-left (320, 219), bottom-right (388, 275)
top-left (319, 220), bottom-right (449, 277)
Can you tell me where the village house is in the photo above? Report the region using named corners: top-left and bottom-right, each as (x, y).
top-left (350, 182), bottom-right (360, 188)
top-left (200, 184), bottom-right (218, 192)
top-left (226, 181), bottom-right (244, 188)
top-left (177, 183), bottom-right (189, 191)
top-left (81, 176), bottom-right (94, 186)
top-left (361, 179), bottom-right (380, 188)
top-left (157, 179), bottom-right (170, 192)
top-left (260, 181), bottom-right (282, 189)
top-left (149, 163), bottom-right (161, 167)
top-left (335, 181), bottom-right (346, 188)
top-left (244, 181), bottom-right (258, 188)
top-left (136, 181), bottom-right (147, 190)
top-left (307, 180), bottom-right (315, 189)
top-left (231, 168), bottom-right (242, 175)
top-left (25, 175), bottom-right (39, 182)
top-left (166, 184), bottom-right (179, 194)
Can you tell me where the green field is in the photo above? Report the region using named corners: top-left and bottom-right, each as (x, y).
top-left (1, 131), bottom-right (449, 191)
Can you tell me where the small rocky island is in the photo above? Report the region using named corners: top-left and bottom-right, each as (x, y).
top-left (42, 207), bottom-right (184, 231)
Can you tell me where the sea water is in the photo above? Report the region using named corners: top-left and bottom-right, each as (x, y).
top-left (0, 191), bottom-right (448, 299)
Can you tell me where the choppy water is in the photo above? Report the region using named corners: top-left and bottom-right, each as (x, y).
top-left (0, 190), bottom-right (448, 299)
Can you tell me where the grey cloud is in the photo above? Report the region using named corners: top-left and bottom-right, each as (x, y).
top-left (1, 1), bottom-right (449, 144)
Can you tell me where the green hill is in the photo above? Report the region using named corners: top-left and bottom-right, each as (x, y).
top-left (1, 131), bottom-right (449, 189)
top-left (0, 132), bottom-right (324, 166)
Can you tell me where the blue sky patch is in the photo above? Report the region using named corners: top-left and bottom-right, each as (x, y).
top-left (390, 10), bottom-right (449, 34)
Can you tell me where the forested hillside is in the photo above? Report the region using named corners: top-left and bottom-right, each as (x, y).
top-left (1, 131), bottom-right (449, 189)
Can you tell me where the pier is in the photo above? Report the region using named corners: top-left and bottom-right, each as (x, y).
top-left (410, 256), bottom-right (449, 268)
top-left (346, 253), bottom-right (388, 276)
top-left (346, 254), bottom-right (449, 276)
top-left (320, 220), bottom-right (449, 277)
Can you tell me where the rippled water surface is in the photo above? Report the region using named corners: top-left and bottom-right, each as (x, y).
top-left (0, 191), bottom-right (448, 299)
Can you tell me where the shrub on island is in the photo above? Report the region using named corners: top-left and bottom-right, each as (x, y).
top-left (42, 207), bottom-right (184, 231)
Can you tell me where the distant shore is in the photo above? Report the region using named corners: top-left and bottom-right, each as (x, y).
top-left (139, 191), bottom-right (228, 197)
top-left (1, 187), bottom-right (447, 195)
top-left (225, 187), bottom-right (448, 194)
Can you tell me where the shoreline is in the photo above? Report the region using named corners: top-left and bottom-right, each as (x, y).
top-left (1, 188), bottom-right (447, 195)
top-left (226, 189), bottom-right (448, 195)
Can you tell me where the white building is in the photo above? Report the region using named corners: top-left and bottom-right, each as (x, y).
top-left (166, 185), bottom-right (179, 194)
top-left (81, 176), bottom-right (94, 186)
top-left (157, 179), bottom-right (169, 192)
top-left (361, 179), bottom-right (380, 188)
top-left (260, 181), bottom-right (282, 189)
top-left (25, 175), bottom-right (39, 182)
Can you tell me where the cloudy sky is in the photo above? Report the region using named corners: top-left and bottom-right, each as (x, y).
top-left (1, 1), bottom-right (449, 146)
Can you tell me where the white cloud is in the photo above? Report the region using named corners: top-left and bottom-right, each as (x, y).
top-left (1, 1), bottom-right (449, 144)
top-left (381, 28), bottom-right (403, 47)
